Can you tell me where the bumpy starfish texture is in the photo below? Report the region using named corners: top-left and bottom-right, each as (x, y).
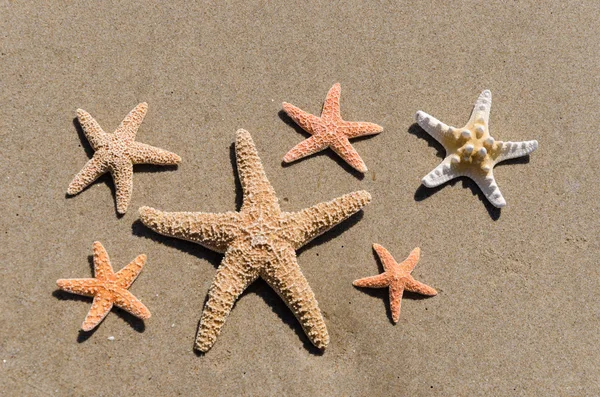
top-left (282, 83), bottom-right (383, 173)
top-left (139, 129), bottom-right (371, 352)
top-left (56, 241), bottom-right (151, 331)
top-left (353, 245), bottom-right (436, 323)
top-left (416, 90), bottom-right (538, 208)
top-left (67, 103), bottom-right (181, 214)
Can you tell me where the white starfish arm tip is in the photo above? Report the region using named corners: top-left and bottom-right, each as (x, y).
top-left (531, 140), bottom-right (539, 151)
top-left (415, 110), bottom-right (452, 144)
top-left (495, 139), bottom-right (539, 163)
top-left (421, 159), bottom-right (458, 188)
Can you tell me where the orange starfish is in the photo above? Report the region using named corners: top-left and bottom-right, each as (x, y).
top-left (353, 245), bottom-right (437, 323)
top-left (282, 83), bottom-right (383, 173)
top-left (56, 241), bottom-right (151, 331)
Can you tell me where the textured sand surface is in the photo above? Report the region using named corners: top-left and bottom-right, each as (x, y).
top-left (1, 1), bottom-right (599, 395)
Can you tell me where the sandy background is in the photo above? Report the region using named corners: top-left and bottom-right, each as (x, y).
top-left (1, 1), bottom-right (599, 395)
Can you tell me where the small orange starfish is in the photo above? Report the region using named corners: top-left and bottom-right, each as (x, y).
top-left (56, 241), bottom-right (151, 331)
top-left (353, 245), bottom-right (437, 323)
top-left (282, 83), bottom-right (383, 173)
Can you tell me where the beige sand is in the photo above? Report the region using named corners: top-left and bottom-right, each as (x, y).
top-left (1, 1), bottom-right (599, 395)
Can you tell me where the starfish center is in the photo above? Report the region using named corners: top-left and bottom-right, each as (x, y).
top-left (104, 135), bottom-right (129, 157)
top-left (449, 123), bottom-right (496, 172)
top-left (240, 211), bottom-right (280, 248)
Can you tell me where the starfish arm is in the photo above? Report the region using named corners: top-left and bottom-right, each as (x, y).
top-left (76, 109), bottom-right (108, 151)
top-left (372, 244), bottom-right (397, 272)
top-left (282, 136), bottom-right (327, 163)
top-left (405, 278), bottom-right (437, 296)
top-left (281, 190), bottom-right (372, 250)
top-left (81, 290), bottom-right (114, 331)
top-left (471, 171), bottom-right (507, 208)
top-left (139, 206), bottom-right (241, 253)
top-left (321, 83), bottom-right (342, 122)
top-left (402, 247), bottom-right (421, 272)
top-left (115, 254), bottom-right (146, 289)
top-left (415, 110), bottom-right (455, 146)
top-left (352, 273), bottom-right (389, 288)
top-left (113, 289), bottom-right (151, 320)
top-left (261, 246), bottom-right (329, 349)
top-left (195, 246), bottom-right (259, 352)
top-left (421, 158), bottom-right (459, 188)
top-left (92, 241), bottom-right (115, 280)
top-left (282, 102), bottom-right (321, 135)
top-left (493, 140), bottom-right (539, 164)
top-left (389, 282), bottom-right (405, 323)
top-left (67, 156), bottom-right (109, 195)
top-left (111, 159), bottom-right (134, 214)
top-left (235, 129), bottom-right (279, 210)
top-left (128, 142), bottom-right (182, 165)
top-left (330, 137), bottom-right (368, 173)
top-left (115, 102), bottom-right (148, 141)
top-left (56, 278), bottom-right (101, 297)
top-left (467, 90), bottom-right (492, 126)
top-left (340, 121), bottom-right (383, 139)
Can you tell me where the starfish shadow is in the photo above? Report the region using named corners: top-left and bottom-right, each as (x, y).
top-left (67, 118), bottom-right (179, 218)
top-left (244, 280), bottom-right (325, 355)
top-left (409, 123), bottom-right (534, 221)
top-left (278, 110), bottom-right (366, 180)
top-left (414, 180), bottom-right (501, 220)
top-left (229, 143), bottom-right (245, 211)
top-left (353, 247), bottom-right (435, 324)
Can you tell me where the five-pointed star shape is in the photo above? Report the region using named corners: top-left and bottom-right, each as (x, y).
top-left (282, 83), bottom-right (383, 173)
top-left (56, 241), bottom-right (151, 331)
top-left (67, 103), bottom-right (181, 214)
top-left (415, 90), bottom-right (538, 208)
top-left (139, 129), bottom-right (372, 352)
top-left (353, 245), bottom-right (437, 323)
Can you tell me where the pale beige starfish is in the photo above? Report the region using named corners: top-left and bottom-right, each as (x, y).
top-left (416, 90), bottom-right (538, 208)
top-left (139, 129), bottom-right (372, 352)
top-left (56, 241), bottom-right (151, 331)
top-left (282, 83), bottom-right (383, 173)
top-left (67, 103), bottom-right (182, 214)
top-left (353, 245), bottom-right (437, 323)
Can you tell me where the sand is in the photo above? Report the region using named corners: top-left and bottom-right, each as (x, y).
top-left (1, 1), bottom-right (599, 395)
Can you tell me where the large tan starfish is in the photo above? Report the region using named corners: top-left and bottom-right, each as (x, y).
top-left (56, 241), bottom-right (151, 331)
top-left (353, 245), bottom-right (437, 323)
top-left (282, 83), bottom-right (383, 173)
top-left (416, 90), bottom-right (538, 208)
top-left (67, 103), bottom-right (182, 214)
top-left (139, 129), bottom-right (372, 352)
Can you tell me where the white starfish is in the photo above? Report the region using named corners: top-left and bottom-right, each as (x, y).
top-left (415, 90), bottom-right (538, 208)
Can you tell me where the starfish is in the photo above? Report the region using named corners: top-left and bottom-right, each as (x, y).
top-left (67, 103), bottom-right (182, 214)
top-left (139, 129), bottom-right (372, 352)
top-left (56, 241), bottom-right (151, 331)
top-left (282, 83), bottom-right (383, 173)
top-left (415, 90), bottom-right (538, 208)
top-left (353, 245), bottom-right (437, 323)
